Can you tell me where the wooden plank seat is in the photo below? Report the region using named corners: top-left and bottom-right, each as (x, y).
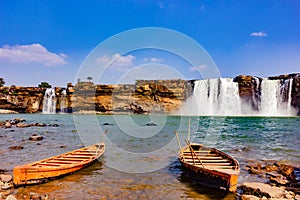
top-left (183, 156), bottom-right (225, 159)
top-left (54, 158), bottom-right (85, 161)
top-left (36, 163), bottom-right (61, 167)
top-left (186, 161), bottom-right (231, 166)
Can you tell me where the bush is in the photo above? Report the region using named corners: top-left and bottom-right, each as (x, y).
top-left (38, 82), bottom-right (52, 88)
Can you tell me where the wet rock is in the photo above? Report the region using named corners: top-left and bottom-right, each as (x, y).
top-left (0, 190), bottom-right (14, 200)
top-left (145, 122), bottom-right (157, 126)
top-left (4, 122), bottom-right (11, 129)
top-left (239, 182), bottom-right (294, 199)
top-left (31, 123), bottom-right (46, 127)
top-left (269, 174), bottom-right (289, 186)
top-left (16, 122), bottom-right (30, 128)
top-left (278, 163), bottom-right (294, 177)
top-left (48, 123), bottom-right (59, 127)
top-left (0, 174), bottom-right (13, 190)
top-left (29, 134), bottom-right (44, 141)
top-left (9, 146), bottom-right (24, 150)
top-left (29, 193), bottom-right (49, 200)
top-left (240, 195), bottom-right (260, 200)
top-left (102, 122), bottom-right (113, 126)
top-left (5, 194), bottom-right (17, 200)
top-left (30, 193), bottom-right (42, 200)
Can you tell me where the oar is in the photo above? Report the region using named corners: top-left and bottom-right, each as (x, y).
top-left (174, 130), bottom-right (182, 149)
top-left (96, 129), bottom-right (108, 154)
top-left (184, 139), bottom-right (205, 168)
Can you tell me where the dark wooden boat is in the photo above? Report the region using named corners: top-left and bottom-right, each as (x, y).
top-left (178, 141), bottom-right (240, 192)
top-left (13, 143), bottom-right (105, 185)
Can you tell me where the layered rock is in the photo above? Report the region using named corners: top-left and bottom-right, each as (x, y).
top-left (0, 74), bottom-right (299, 115)
top-left (0, 86), bottom-right (45, 113)
top-left (233, 73), bottom-right (300, 115)
top-left (69, 80), bottom-right (192, 114)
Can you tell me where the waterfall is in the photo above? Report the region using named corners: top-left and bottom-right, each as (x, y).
top-left (181, 77), bottom-right (295, 116)
top-left (42, 88), bottom-right (56, 114)
top-left (259, 79), bottom-right (295, 116)
top-left (60, 89), bottom-right (67, 113)
top-left (191, 78), bottom-right (241, 116)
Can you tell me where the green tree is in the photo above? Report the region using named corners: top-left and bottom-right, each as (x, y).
top-left (0, 78), bottom-right (5, 87)
top-left (38, 82), bottom-right (52, 88)
top-left (87, 76), bottom-right (93, 82)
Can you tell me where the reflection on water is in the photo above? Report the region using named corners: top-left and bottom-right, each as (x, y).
top-left (0, 114), bottom-right (299, 199)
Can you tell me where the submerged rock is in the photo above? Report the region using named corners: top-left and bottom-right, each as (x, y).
top-left (28, 134), bottom-right (44, 141)
top-left (16, 122), bottom-right (30, 128)
top-left (8, 146), bottom-right (24, 150)
top-left (145, 122), bottom-right (157, 126)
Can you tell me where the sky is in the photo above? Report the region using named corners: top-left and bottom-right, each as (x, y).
top-left (0, 0), bottom-right (300, 86)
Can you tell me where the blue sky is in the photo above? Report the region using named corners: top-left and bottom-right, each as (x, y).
top-left (0, 0), bottom-right (300, 86)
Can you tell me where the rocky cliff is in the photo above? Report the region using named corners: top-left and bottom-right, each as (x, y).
top-left (68, 79), bottom-right (192, 114)
top-left (0, 74), bottom-right (300, 115)
top-left (0, 86), bottom-right (46, 113)
top-left (233, 73), bottom-right (300, 115)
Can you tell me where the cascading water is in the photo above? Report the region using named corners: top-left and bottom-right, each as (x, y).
top-left (190, 78), bottom-right (242, 116)
top-left (42, 88), bottom-right (56, 114)
top-left (180, 77), bottom-right (295, 116)
top-left (259, 79), bottom-right (295, 116)
top-left (60, 89), bottom-right (67, 113)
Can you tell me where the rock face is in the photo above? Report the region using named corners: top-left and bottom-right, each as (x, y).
top-left (1, 74), bottom-right (300, 115)
top-left (0, 86), bottom-right (45, 113)
top-left (234, 73), bottom-right (300, 115)
top-left (69, 80), bottom-right (192, 114)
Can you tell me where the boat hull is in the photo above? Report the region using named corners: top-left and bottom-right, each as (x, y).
top-left (180, 161), bottom-right (239, 192)
top-left (13, 143), bottom-right (105, 186)
top-left (178, 143), bottom-right (239, 192)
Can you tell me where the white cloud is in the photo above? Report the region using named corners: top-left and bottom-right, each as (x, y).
top-left (250, 31), bottom-right (267, 37)
top-left (96, 53), bottom-right (135, 71)
top-left (189, 64), bottom-right (207, 72)
top-left (0, 44), bottom-right (67, 66)
top-left (143, 57), bottom-right (163, 63)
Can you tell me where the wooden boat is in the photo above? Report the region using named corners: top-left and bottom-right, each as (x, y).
top-left (178, 141), bottom-right (240, 192)
top-left (13, 143), bottom-right (105, 186)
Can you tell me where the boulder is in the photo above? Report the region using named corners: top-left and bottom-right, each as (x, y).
top-left (16, 122), bottom-right (30, 128)
top-left (28, 134), bottom-right (44, 141)
top-left (0, 174), bottom-right (13, 190)
top-left (5, 195), bottom-right (17, 200)
top-left (8, 146), bottom-right (24, 150)
top-left (4, 122), bottom-right (11, 129)
top-left (239, 182), bottom-right (294, 199)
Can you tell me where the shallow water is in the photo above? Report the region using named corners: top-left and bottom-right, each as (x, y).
top-left (0, 114), bottom-right (299, 199)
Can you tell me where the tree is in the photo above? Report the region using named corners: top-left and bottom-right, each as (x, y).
top-left (87, 76), bottom-right (93, 82)
top-left (0, 78), bottom-right (5, 87)
top-left (38, 82), bottom-right (52, 88)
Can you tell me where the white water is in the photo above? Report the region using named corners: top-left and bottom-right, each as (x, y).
top-left (259, 79), bottom-right (295, 116)
top-left (42, 88), bottom-right (56, 114)
top-left (182, 78), bottom-right (242, 116)
top-left (179, 78), bottom-right (296, 116)
top-left (60, 89), bottom-right (67, 113)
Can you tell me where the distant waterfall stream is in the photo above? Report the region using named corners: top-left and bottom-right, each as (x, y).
top-left (42, 88), bottom-right (57, 114)
top-left (60, 89), bottom-right (67, 113)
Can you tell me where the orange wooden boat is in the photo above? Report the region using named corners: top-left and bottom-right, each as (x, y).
top-left (178, 141), bottom-right (240, 192)
top-left (13, 143), bottom-right (105, 186)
